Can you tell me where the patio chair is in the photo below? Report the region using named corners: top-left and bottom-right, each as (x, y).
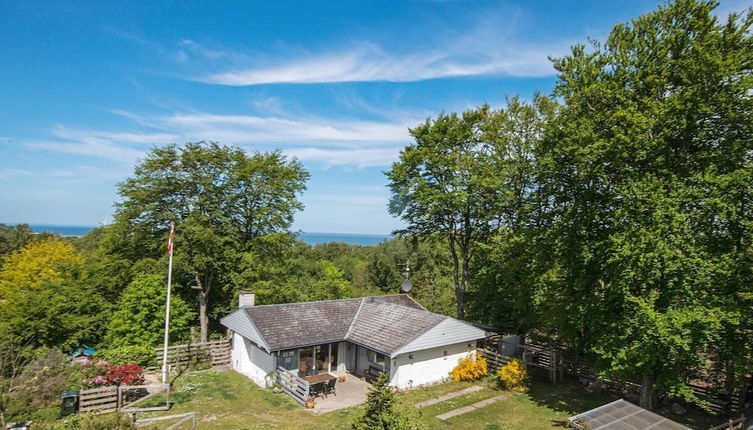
top-left (323, 378), bottom-right (336, 398)
top-left (309, 381), bottom-right (325, 398)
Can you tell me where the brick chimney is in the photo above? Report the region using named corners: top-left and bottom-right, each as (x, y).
top-left (238, 290), bottom-right (255, 308)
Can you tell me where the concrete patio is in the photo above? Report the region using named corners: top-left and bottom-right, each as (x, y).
top-left (310, 375), bottom-right (370, 413)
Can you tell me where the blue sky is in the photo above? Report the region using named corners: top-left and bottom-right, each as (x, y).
top-left (1, 0), bottom-right (749, 234)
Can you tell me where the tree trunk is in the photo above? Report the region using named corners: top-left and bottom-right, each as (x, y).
top-left (198, 291), bottom-right (209, 343)
top-left (194, 271), bottom-right (213, 343)
top-left (458, 247), bottom-right (470, 320)
top-left (448, 235), bottom-right (463, 319)
top-left (640, 373), bottom-right (657, 410)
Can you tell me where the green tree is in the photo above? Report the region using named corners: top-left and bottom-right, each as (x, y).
top-left (387, 97), bottom-right (555, 319)
top-left (110, 142), bottom-right (309, 342)
top-left (535, 0), bottom-right (753, 408)
top-left (351, 373), bottom-right (425, 430)
top-left (0, 224), bottom-right (33, 263)
top-left (386, 107), bottom-right (496, 319)
top-left (105, 274), bottom-right (194, 348)
top-left (0, 237), bottom-right (82, 299)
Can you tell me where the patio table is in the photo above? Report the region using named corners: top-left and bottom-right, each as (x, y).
top-left (303, 373), bottom-right (336, 384)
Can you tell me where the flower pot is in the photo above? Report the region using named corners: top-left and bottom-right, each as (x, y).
top-left (306, 398), bottom-right (315, 409)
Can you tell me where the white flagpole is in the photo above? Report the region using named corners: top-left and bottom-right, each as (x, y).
top-left (161, 221), bottom-right (175, 385)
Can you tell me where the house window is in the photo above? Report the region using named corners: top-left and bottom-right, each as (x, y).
top-left (367, 350), bottom-right (386, 368)
top-left (280, 350), bottom-right (297, 371)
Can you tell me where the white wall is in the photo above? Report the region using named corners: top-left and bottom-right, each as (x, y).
top-left (232, 333), bottom-right (277, 387)
top-left (390, 341), bottom-right (476, 389)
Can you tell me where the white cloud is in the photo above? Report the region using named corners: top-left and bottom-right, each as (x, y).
top-left (26, 139), bottom-right (146, 163)
top-left (163, 112), bottom-right (411, 145)
top-left (0, 168), bottom-right (35, 180)
top-left (22, 108), bottom-right (417, 168)
top-left (286, 147), bottom-right (401, 168)
top-left (200, 41), bottom-right (560, 86)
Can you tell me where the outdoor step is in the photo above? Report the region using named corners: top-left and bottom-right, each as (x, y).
top-left (414, 386), bottom-right (483, 408)
top-left (435, 394), bottom-right (507, 421)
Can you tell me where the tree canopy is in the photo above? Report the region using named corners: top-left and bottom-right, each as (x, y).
top-left (109, 142), bottom-right (310, 341)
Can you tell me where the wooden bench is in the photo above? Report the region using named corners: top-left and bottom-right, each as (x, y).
top-left (365, 365), bottom-right (384, 381)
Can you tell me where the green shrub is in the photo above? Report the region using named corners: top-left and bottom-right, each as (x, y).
top-left (99, 345), bottom-right (157, 367)
top-left (352, 373), bottom-right (425, 430)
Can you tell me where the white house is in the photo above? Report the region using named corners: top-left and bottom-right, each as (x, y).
top-left (220, 292), bottom-right (487, 389)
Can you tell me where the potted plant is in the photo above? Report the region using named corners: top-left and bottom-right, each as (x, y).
top-left (337, 375), bottom-right (346, 383)
top-left (305, 395), bottom-right (316, 409)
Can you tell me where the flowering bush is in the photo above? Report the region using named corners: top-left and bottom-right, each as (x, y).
top-left (497, 359), bottom-right (528, 392)
top-left (104, 363), bottom-right (145, 386)
top-left (77, 359), bottom-right (110, 388)
top-left (451, 353), bottom-right (488, 382)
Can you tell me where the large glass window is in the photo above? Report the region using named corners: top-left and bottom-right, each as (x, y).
top-left (315, 345), bottom-right (328, 372)
top-left (299, 347), bottom-right (315, 376)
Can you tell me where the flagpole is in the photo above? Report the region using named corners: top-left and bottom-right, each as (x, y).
top-left (161, 221), bottom-right (175, 385)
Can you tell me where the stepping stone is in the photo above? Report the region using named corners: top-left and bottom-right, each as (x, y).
top-left (414, 386), bottom-right (483, 408)
top-left (436, 394), bottom-right (507, 421)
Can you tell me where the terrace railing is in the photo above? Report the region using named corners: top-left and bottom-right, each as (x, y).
top-left (277, 366), bottom-right (310, 406)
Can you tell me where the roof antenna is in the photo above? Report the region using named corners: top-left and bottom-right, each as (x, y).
top-left (399, 260), bottom-right (413, 293)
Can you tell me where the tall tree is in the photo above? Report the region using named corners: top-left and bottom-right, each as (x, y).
top-left (387, 98), bottom-right (555, 319)
top-left (537, 0), bottom-right (753, 408)
top-left (111, 142), bottom-right (309, 342)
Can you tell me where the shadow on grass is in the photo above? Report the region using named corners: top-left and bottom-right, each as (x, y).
top-left (526, 378), bottom-right (719, 430)
top-left (525, 379), bottom-right (617, 427)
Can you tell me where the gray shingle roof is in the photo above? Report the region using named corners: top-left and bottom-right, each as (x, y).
top-left (246, 297), bottom-right (362, 351)
top-left (346, 298), bottom-right (445, 355)
top-left (225, 294), bottom-right (453, 354)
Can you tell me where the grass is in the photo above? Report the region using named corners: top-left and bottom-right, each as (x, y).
top-left (132, 369), bottom-right (619, 430)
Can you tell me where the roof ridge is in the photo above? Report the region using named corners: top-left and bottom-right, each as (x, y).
top-left (244, 296), bottom-right (362, 308)
top-left (240, 293), bottom-right (412, 309)
top-left (343, 297), bottom-right (366, 340)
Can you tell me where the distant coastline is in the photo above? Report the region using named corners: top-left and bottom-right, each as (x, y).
top-left (22, 224), bottom-right (392, 246)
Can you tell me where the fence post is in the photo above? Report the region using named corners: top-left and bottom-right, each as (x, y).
top-left (550, 350), bottom-right (556, 383)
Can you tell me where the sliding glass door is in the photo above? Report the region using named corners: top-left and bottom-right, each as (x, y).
top-left (296, 343), bottom-right (340, 376)
top-left (298, 347), bottom-right (315, 376)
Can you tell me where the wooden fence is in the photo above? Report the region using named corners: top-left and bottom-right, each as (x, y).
top-left (277, 366), bottom-right (310, 406)
top-left (79, 383), bottom-right (170, 415)
top-left (152, 339), bottom-right (231, 370)
top-left (485, 335), bottom-right (746, 416)
top-left (480, 343), bottom-right (559, 382)
top-left (79, 385), bottom-right (118, 415)
top-left (479, 348), bottom-right (512, 373)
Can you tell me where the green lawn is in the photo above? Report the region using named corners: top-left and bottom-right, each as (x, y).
top-left (134, 369), bottom-right (617, 430)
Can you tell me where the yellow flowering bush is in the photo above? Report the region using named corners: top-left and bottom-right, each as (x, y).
top-left (497, 359), bottom-right (529, 392)
top-left (451, 353), bottom-right (488, 382)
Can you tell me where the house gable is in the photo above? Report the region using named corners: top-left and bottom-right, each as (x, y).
top-left (220, 308), bottom-right (271, 353)
top-left (391, 317), bottom-right (486, 356)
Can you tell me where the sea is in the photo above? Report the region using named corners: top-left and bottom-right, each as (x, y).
top-left (25, 224), bottom-right (391, 247)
